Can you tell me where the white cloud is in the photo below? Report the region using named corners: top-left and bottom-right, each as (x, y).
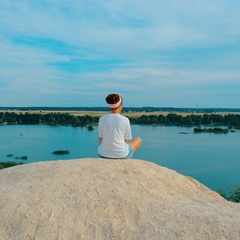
top-left (0, 0), bottom-right (240, 107)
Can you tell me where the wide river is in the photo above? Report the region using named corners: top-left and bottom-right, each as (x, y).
top-left (1, 124), bottom-right (239, 191)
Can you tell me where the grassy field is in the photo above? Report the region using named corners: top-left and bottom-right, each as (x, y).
top-left (1, 109), bottom-right (240, 118)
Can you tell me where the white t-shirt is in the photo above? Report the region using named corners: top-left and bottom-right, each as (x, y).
top-left (98, 113), bottom-right (132, 158)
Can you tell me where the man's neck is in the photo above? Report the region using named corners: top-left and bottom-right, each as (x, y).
top-left (111, 106), bottom-right (122, 114)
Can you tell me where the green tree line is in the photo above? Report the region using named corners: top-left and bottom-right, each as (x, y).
top-left (130, 113), bottom-right (240, 128)
top-left (0, 112), bottom-right (98, 127)
top-left (1, 112), bottom-right (240, 128)
top-left (217, 184), bottom-right (240, 203)
top-left (0, 161), bottom-right (23, 170)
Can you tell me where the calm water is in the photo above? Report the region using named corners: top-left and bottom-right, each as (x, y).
top-left (0, 124), bottom-right (239, 191)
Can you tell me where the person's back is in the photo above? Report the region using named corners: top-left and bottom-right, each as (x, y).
top-left (98, 93), bottom-right (142, 159)
top-left (98, 113), bottom-right (132, 158)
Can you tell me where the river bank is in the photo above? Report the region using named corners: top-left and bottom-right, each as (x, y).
top-left (1, 109), bottom-right (240, 118)
top-left (1, 110), bottom-right (240, 129)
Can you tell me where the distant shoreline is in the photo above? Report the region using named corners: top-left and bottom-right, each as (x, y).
top-left (1, 106), bottom-right (240, 113)
top-left (1, 109), bottom-right (240, 128)
top-left (1, 109), bottom-right (240, 118)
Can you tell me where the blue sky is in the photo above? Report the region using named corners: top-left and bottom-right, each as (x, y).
top-left (0, 0), bottom-right (240, 108)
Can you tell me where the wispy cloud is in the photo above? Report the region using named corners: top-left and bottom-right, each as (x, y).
top-left (0, 0), bottom-right (240, 107)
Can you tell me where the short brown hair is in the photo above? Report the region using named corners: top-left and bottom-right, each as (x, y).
top-left (105, 93), bottom-right (121, 104)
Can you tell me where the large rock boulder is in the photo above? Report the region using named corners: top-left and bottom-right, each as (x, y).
top-left (0, 158), bottom-right (239, 239)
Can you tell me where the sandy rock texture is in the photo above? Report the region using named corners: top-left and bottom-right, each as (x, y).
top-left (0, 158), bottom-right (240, 240)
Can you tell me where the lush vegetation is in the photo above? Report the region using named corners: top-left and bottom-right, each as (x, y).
top-left (0, 161), bottom-right (23, 170)
top-left (0, 112), bottom-right (98, 127)
top-left (129, 113), bottom-right (240, 128)
top-left (1, 112), bottom-right (240, 128)
top-left (217, 184), bottom-right (240, 203)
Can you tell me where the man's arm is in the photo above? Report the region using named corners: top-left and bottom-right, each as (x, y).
top-left (99, 137), bottom-right (103, 145)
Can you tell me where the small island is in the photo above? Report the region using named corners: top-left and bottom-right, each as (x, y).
top-left (193, 127), bottom-right (229, 134)
top-left (52, 150), bottom-right (70, 155)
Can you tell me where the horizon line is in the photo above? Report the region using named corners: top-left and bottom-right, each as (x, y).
top-left (1, 106), bottom-right (240, 111)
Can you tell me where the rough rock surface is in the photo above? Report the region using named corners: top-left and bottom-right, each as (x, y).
top-left (0, 158), bottom-right (239, 240)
